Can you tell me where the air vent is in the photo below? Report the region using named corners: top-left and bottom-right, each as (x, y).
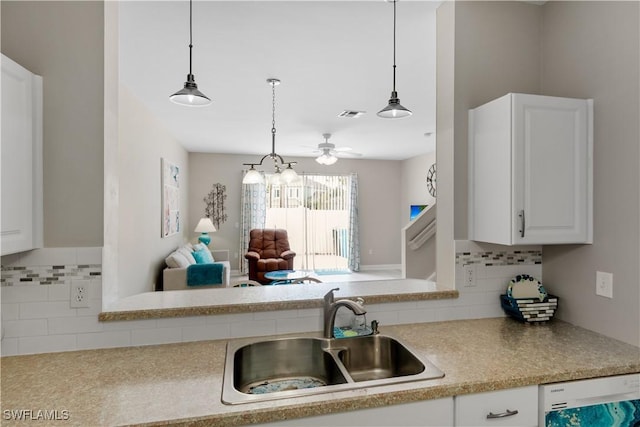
top-left (338, 110), bottom-right (365, 118)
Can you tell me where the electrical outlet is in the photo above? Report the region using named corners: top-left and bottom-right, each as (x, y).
top-left (70, 282), bottom-right (90, 308)
top-left (464, 264), bottom-right (477, 287)
top-left (596, 271), bottom-right (613, 299)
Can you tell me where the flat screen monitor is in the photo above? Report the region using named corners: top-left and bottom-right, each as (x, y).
top-left (410, 205), bottom-right (428, 220)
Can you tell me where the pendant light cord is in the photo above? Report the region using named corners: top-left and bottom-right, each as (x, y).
top-left (189, 0), bottom-right (193, 76)
top-left (392, 0), bottom-right (397, 93)
top-left (271, 81), bottom-right (277, 155)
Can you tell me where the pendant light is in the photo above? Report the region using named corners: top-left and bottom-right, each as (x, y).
top-left (242, 79), bottom-right (298, 185)
top-left (169, 0), bottom-right (211, 107)
top-left (377, 0), bottom-right (412, 119)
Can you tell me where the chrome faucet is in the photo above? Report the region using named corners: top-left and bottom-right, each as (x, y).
top-left (323, 288), bottom-right (367, 338)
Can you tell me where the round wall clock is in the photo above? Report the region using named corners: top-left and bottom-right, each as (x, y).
top-left (427, 163), bottom-right (437, 197)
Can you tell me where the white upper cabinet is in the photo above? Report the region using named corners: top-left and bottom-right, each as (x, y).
top-left (1, 54), bottom-right (43, 255)
top-left (469, 93), bottom-right (593, 245)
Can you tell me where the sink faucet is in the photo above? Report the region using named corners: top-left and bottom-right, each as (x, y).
top-left (323, 288), bottom-right (367, 338)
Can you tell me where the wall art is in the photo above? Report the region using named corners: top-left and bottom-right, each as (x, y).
top-left (161, 158), bottom-right (180, 237)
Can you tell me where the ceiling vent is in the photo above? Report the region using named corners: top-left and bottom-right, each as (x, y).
top-left (338, 110), bottom-right (366, 119)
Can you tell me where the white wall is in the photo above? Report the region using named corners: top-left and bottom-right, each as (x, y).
top-left (539, 1), bottom-right (640, 346)
top-left (117, 86), bottom-right (189, 298)
top-left (0, 1), bottom-right (104, 247)
top-left (188, 153), bottom-right (404, 270)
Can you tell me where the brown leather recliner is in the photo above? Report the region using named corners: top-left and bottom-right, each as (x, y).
top-left (244, 229), bottom-right (296, 284)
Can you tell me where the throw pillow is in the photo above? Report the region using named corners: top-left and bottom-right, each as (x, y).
top-left (165, 251), bottom-right (190, 268)
top-left (192, 249), bottom-right (214, 264)
top-left (193, 243), bottom-right (215, 261)
top-left (177, 246), bottom-right (196, 265)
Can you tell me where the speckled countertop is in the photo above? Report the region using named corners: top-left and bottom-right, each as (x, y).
top-left (2, 318), bottom-right (639, 426)
top-left (99, 279), bottom-right (457, 321)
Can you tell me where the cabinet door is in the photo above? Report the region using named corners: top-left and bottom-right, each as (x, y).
top-left (262, 398), bottom-right (454, 426)
top-left (512, 94), bottom-right (592, 244)
top-left (455, 386), bottom-right (538, 427)
top-left (1, 55), bottom-right (43, 255)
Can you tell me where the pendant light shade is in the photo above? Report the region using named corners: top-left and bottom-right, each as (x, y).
top-left (378, 0), bottom-right (412, 119)
top-left (170, 0), bottom-right (211, 107)
top-left (377, 91), bottom-right (412, 118)
top-left (170, 74), bottom-right (211, 106)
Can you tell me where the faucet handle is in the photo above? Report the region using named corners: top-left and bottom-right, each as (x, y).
top-left (371, 320), bottom-right (379, 334)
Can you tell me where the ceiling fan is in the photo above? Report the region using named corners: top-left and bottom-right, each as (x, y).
top-left (312, 134), bottom-right (362, 165)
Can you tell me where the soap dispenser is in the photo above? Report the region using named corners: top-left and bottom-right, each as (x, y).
top-left (351, 298), bottom-right (366, 331)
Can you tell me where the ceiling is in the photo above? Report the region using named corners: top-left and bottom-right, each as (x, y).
top-left (119, 1), bottom-right (438, 161)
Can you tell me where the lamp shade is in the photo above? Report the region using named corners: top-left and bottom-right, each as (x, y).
top-left (242, 168), bottom-right (264, 184)
top-left (280, 166), bottom-right (299, 183)
top-left (194, 218), bottom-right (217, 233)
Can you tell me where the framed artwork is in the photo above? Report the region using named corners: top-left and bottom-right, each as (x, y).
top-left (161, 158), bottom-right (180, 237)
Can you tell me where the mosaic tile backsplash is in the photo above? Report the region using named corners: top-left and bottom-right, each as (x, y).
top-left (456, 249), bottom-right (542, 266)
top-left (1, 264), bottom-right (101, 286)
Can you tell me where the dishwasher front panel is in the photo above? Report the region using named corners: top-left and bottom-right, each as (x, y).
top-left (539, 374), bottom-right (640, 427)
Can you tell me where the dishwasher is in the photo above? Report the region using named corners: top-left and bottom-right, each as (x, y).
top-left (539, 373), bottom-right (640, 426)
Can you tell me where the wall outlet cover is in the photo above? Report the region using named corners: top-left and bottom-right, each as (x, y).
top-left (595, 271), bottom-right (613, 299)
top-left (70, 281), bottom-right (90, 308)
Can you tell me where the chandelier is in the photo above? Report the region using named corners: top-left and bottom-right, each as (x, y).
top-left (242, 79), bottom-right (298, 185)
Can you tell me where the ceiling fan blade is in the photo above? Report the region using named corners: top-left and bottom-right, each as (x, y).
top-left (333, 146), bottom-right (353, 152)
top-left (336, 150), bottom-right (363, 157)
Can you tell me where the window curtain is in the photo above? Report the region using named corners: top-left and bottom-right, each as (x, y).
top-left (347, 173), bottom-right (360, 272)
top-left (239, 173), bottom-right (266, 273)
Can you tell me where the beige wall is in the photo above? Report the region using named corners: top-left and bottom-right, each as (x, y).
top-left (401, 152), bottom-right (436, 223)
top-left (540, 1), bottom-right (640, 346)
top-left (188, 154), bottom-right (403, 269)
top-left (1, 1), bottom-right (104, 247)
top-left (118, 86), bottom-right (189, 298)
top-left (435, 0), bottom-right (456, 289)
top-left (443, 1), bottom-right (639, 345)
top-left (452, 1), bottom-right (542, 239)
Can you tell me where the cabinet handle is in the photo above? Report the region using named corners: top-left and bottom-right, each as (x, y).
top-left (518, 210), bottom-right (525, 238)
top-left (486, 409), bottom-right (519, 419)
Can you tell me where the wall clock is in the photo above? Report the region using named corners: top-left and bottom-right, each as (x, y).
top-left (427, 163), bottom-right (437, 197)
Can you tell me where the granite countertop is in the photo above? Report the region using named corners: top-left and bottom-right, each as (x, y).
top-left (2, 318), bottom-right (639, 426)
top-left (99, 279), bottom-right (457, 321)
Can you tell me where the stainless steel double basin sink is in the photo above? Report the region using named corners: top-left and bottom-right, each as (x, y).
top-left (222, 334), bottom-right (444, 404)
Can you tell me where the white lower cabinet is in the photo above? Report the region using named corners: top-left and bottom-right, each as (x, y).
top-left (454, 386), bottom-right (538, 427)
top-left (262, 397), bottom-right (454, 426)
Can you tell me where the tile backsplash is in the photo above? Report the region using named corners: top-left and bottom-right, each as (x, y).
top-left (1, 264), bottom-right (101, 286)
top-left (1, 243), bottom-right (543, 356)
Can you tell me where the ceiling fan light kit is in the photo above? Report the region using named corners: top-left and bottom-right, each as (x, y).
top-left (169, 0), bottom-right (211, 107)
top-left (377, 0), bottom-right (412, 119)
top-left (315, 134), bottom-right (338, 165)
top-left (242, 79), bottom-right (299, 185)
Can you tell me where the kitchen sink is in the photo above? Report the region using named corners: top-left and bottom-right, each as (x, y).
top-left (331, 335), bottom-right (426, 382)
top-left (222, 334), bottom-right (444, 404)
